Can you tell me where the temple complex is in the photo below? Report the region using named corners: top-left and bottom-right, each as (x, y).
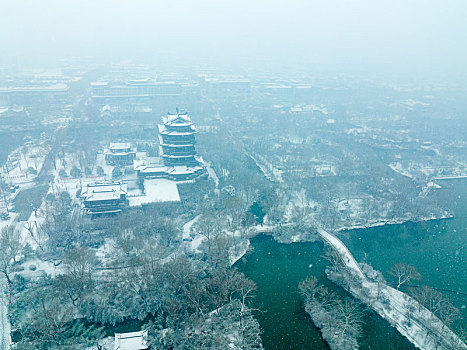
top-left (135, 110), bottom-right (204, 181)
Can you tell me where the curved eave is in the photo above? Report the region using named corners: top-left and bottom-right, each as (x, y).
top-left (160, 131), bottom-right (197, 136)
top-left (161, 154), bottom-right (195, 159)
top-left (165, 122), bottom-right (193, 127)
top-left (161, 143), bottom-right (195, 148)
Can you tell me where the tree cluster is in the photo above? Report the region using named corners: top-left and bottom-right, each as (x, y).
top-left (299, 276), bottom-right (364, 350)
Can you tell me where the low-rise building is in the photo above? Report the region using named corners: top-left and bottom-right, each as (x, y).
top-left (81, 182), bottom-right (128, 215)
top-left (105, 143), bottom-right (137, 166)
top-left (114, 330), bottom-right (148, 350)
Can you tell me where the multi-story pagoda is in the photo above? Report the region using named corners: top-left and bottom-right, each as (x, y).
top-left (158, 110), bottom-right (199, 167)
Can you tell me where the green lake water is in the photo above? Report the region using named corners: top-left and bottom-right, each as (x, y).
top-left (235, 235), bottom-right (415, 349)
top-left (235, 179), bottom-right (467, 349)
top-left (340, 178), bottom-right (467, 325)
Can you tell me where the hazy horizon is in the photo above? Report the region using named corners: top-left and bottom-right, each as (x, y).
top-left (1, 0), bottom-right (467, 81)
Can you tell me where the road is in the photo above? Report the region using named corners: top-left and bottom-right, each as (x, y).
top-left (0, 279), bottom-right (10, 350)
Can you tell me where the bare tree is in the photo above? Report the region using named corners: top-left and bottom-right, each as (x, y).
top-left (390, 262), bottom-right (421, 289)
top-left (0, 178), bottom-right (12, 212)
top-left (0, 226), bottom-right (22, 285)
top-left (196, 213), bottom-right (220, 255)
top-left (334, 297), bottom-right (364, 340)
top-left (299, 276), bottom-right (319, 300)
top-left (323, 246), bottom-right (345, 273)
top-left (410, 285), bottom-right (461, 328)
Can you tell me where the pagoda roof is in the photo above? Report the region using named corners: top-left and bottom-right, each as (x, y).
top-left (158, 124), bottom-right (197, 135)
top-left (168, 166), bottom-right (196, 175)
top-left (160, 142), bottom-right (195, 148)
top-left (161, 154), bottom-right (195, 159)
top-left (158, 134), bottom-right (194, 147)
top-left (162, 113), bottom-right (193, 126)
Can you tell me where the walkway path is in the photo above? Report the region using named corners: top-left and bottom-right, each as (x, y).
top-left (316, 227), bottom-right (467, 350)
top-left (182, 214), bottom-right (201, 240)
top-left (317, 227), bottom-right (365, 279)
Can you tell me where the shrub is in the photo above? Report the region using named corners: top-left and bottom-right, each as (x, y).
top-left (96, 166), bottom-right (105, 177)
top-left (70, 166), bottom-right (81, 178)
top-left (112, 167), bottom-right (122, 179)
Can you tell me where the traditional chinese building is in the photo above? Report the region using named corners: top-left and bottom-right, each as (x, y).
top-left (132, 110), bottom-right (204, 182)
top-left (81, 182), bottom-right (128, 215)
top-left (158, 111), bottom-right (199, 167)
top-left (105, 143), bottom-right (137, 166)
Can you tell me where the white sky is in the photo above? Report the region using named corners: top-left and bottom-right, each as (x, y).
top-left (1, 0), bottom-right (467, 77)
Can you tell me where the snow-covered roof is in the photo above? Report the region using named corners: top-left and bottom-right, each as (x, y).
top-left (0, 84), bottom-right (68, 93)
top-left (109, 142), bottom-right (133, 150)
top-left (90, 82), bottom-right (108, 86)
top-left (101, 105), bottom-right (112, 112)
top-left (163, 112), bottom-right (193, 125)
top-left (162, 154), bottom-right (195, 159)
top-left (169, 166), bottom-right (198, 175)
top-left (158, 134), bottom-right (194, 147)
top-left (114, 330), bottom-right (148, 350)
top-left (81, 183), bottom-right (128, 202)
top-left (139, 166), bottom-right (169, 174)
top-left (160, 142), bottom-right (194, 148)
top-left (158, 124), bottom-right (197, 135)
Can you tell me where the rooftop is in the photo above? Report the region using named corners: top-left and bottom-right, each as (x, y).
top-left (158, 124), bottom-right (197, 136)
top-left (109, 143), bottom-right (133, 150)
top-left (114, 330), bottom-right (148, 350)
top-left (81, 183), bottom-right (128, 202)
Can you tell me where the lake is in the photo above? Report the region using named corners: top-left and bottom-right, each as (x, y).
top-left (236, 179), bottom-right (467, 349)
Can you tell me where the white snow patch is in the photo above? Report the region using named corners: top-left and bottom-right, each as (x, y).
top-left (129, 179), bottom-right (180, 206)
top-left (182, 215), bottom-right (201, 239)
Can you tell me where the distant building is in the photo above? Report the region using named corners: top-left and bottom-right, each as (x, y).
top-left (0, 84), bottom-right (69, 106)
top-left (90, 79), bottom-right (200, 105)
top-left (81, 182), bottom-right (128, 215)
top-left (105, 143), bottom-right (137, 166)
top-left (202, 77), bottom-right (251, 100)
top-left (114, 330), bottom-right (148, 350)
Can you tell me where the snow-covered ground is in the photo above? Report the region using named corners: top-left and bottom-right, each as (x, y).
top-left (249, 154), bottom-right (284, 183)
top-left (1, 143), bottom-right (50, 186)
top-left (205, 163), bottom-right (220, 189)
top-left (0, 213), bottom-right (18, 232)
top-left (317, 227), bottom-right (365, 279)
top-left (128, 179), bottom-right (180, 206)
top-left (389, 163), bottom-right (414, 178)
top-left (337, 213), bottom-right (452, 232)
top-left (229, 239), bottom-right (250, 265)
top-left (182, 215), bottom-right (201, 240)
top-left (318, 227), bottom-right (466, 350)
